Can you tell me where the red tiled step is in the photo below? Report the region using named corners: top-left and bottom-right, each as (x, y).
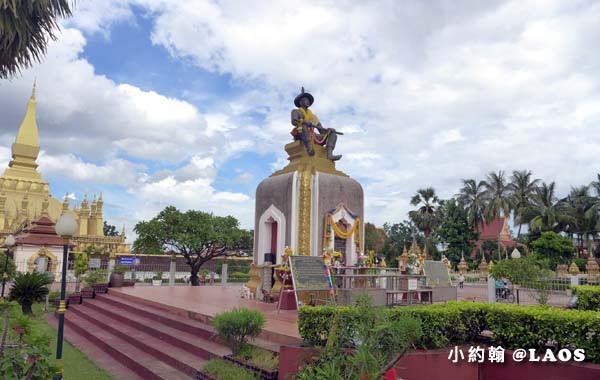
top-left (68, 306), bottom-right (204, 378)
top-left (46, 314), bottom-right (144, 380)
top-left (95, 293), bottom-right (283, 352)
top-left (64, 311), bottom-right (198, 380)
top-left (79, 300), bottom-right (230, 360)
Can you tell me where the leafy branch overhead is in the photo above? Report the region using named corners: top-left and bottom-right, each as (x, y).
top-left (0, 0), bottom-right (73, 79)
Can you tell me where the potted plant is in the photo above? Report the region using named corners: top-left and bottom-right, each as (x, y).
top-left (85, 269), bottom-right (108, 294)
top-left (152, 271), bottom-right (163, 286)
top-left (110, 264), bottom-right (128, 288)
top-left (70, 251), bottom-right (88, 304)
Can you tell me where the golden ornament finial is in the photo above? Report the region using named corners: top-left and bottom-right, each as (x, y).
top-left (31, 78), bottom-right (36, 100)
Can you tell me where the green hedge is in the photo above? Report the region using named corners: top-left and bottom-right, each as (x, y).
top-left (298, 302), bottom-right (600, 363)
top-left (573, 285), bottom-right (600, 311)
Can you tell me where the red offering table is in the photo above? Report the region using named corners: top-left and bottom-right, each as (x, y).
top-left (276, 268), bottom-right (297, 310)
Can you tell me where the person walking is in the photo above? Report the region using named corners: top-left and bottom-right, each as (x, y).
top-left (458, 274), bottom-right (465, 289)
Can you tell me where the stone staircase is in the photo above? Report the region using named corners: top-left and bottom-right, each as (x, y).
top-left (47, 291), bottom-right (288, 380)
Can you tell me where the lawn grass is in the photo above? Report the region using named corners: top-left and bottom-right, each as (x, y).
top-left (22, 303), bottom-right (115, 380)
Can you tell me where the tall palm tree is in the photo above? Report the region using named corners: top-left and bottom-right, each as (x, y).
top-left (483, 171), bottom-right (512, 259)
top-left (521, 182), bottom-right (569, 234)
top-left (1, 0), bottom-right (73, 79)
top-left (564, 186), bottom-right (599, 254)
top-left (408, 187), bottom-right (443, 257)
top-left (457, 179), bottom-right (487, 234)
top-left (591, 173), bottom-right (600, 196)
top-left (509, 170), bottom-right (540, 239)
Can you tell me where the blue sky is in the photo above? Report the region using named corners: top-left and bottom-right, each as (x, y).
top-left (1, 0), bottom-right (600, 240)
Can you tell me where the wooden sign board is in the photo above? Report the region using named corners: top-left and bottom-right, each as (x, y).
top-left (288, 255), bottom-right (330, 291)
top-left (423, 260), bottom-right (451, 287)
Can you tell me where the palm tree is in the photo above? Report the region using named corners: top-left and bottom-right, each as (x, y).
top-left (521, 182), bottom-right (569, 234)
top-left (0, 0), bottom-right (73, 79)
top-left (564, 186), bottom-right (599, 254)
top-left (457, 179), bottom-right (487, 234)
top-left (483, 171), bottom-right (512, 259)
top-left (9, 272), bottom-right (52, 315)
top-left (509, 170), bottom-right (540, 239)
top-left (591, 173), bottom-right (600, 196)
top-left (408, 187), bottom-right (443, 257)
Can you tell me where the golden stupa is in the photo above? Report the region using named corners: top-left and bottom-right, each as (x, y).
top-left (0, 84), bottom-right (129, 256)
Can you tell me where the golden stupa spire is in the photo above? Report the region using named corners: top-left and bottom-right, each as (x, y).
top-left (15, 81), bottom-right (40, 149)
top-left (4, 81), bottom-right (42, 180)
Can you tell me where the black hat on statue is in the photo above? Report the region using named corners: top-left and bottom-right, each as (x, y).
top-left (294, 87), bottom-right (314, 107)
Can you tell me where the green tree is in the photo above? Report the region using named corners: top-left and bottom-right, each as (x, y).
top-left (509, 170), bottom-right (539, 239)
top-left (490, 255), bottom-right (553, 304)
top-left (0, 0), bottom-right (73, 79)
top-left (73, 251), bottom-right (88, 292)
top-left (381, 221), bottom-right (423, 264)
top-left (531, 231), bottom-right (575, 270)
top-left (103, 221), bottom-right (119, 237)
top-left (563, 186), bottom-right (599, 254)
top-left (364, 222), bottom-right (385, 254)
top-left (133, 206), bottom-right (245, 286)
top-left (521, 182), bottom-right (569, 235)
top-left (457, 178), bottom-right (487, 233)
top-left (408, 187), bottom-right (443, 256)
top-left (435, 198), bottom-right (477, 265)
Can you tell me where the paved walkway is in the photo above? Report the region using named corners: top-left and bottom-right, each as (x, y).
top-left (113, 285), bottom-right (301, 339)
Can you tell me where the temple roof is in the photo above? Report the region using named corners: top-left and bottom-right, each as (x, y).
top-left (15, 214), bottom-right (66, 246)
top-left (477, 217), bottom-right (512, 241)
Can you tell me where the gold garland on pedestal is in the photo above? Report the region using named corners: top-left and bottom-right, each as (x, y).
top-left (322, 212), bottom-right (362, 255)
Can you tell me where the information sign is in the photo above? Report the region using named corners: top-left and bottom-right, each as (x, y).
top-left (288, 256), bottom-right (330, 291)
top-left (119, 257), bottom-right (134, 265)
top-left (89, 258), bottom-right (101, 269)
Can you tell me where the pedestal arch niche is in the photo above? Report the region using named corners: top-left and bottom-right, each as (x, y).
top-left (255, 205), bottom-right (286, 266)
top-left (323, 203), bottom-right (362, 266)
top-left (254, 173), bottom-right (296, 265)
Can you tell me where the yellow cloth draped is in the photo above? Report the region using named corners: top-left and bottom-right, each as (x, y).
top-left (324, 213), bottom-right (362, 254)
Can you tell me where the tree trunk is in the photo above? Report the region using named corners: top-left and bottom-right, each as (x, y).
top-left (517, 223), bottom-right (522, 240)
top-left (21, 301), bottom-right (33, 316)
top-left (190, 268), bottom-right (199, 286)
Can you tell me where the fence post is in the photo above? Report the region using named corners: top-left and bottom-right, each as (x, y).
top-left (570, 274), bottom-right (579, 287)
top-left (169, 256), bottom-right (176, 286)
top-left (221, 262), bottom-right (228, 285)
top-left (487, 275), bottom-right (496, 303)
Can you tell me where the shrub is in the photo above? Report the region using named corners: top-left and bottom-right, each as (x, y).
top-left (84, 270), bottom-right (108, 287)
top-left (8, 272), bottom-right (52, 315)
top-left (113, 264), bottom-right (128, 274)
top-left (153, 271), bottom-right (163, 281)
top-left (298, 301), bottom-right (600, 364)
top-left (202, 359), bottom-right (256, 380)
top-left (48, 291), bottom-right (61, 302)
top-left (73, 251), bottom-right (88, 292)
top-left (572, 285), bottom-right (600, 311)
top-left (296, 299), bottom-right (422, 379)
top-left (213, 308), bottom-right (265, 355)
top-left (0, 251), bottom-right (16, 281)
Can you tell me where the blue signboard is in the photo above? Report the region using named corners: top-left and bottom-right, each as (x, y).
top-left (119, 257), bottom-right (134, 265)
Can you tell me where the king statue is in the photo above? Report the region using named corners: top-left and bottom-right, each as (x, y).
top-left (290, 87), bottom-right (343, 161)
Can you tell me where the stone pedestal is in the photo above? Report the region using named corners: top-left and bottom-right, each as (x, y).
top-left (253, 141), bottom-right (364, 265)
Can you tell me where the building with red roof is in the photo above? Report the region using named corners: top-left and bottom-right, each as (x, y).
top-left (470, 217), bottom-right (525, 258)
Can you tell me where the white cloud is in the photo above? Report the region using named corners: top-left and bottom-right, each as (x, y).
top-left (4, 0), bottom-right (600, 233)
